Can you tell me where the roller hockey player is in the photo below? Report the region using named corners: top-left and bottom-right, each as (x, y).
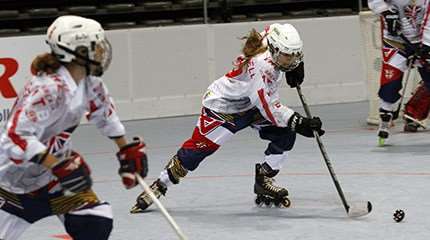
top-left (368, 0), bottom-right (430, 145)
top-left (130, 23), bottom-right (324, 213)
top-left (0, 16), bottom-right (148, 240)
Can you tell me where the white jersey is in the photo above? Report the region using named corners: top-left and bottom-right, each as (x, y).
top-left (202, 50), bottom-right (295, 127)
top-left (368, 0), bottom-right (430, 44)
top-left (0, 66), bottom-right (125, 194)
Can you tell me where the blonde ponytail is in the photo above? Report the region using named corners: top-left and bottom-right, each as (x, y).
top-left (237, 29), bottom-right (268, 69)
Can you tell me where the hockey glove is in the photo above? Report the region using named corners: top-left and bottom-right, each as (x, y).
top-left (116, 137), bottom-right (148, 189)
top-left (52, 152), bottom-right (92, 195)
top-left (417, 44), bottom-right (430, 67)
top-left (403, 41), bottom-right (420, 59)
top-left (285, 62), bottom-right (304, 88)
top-left (382, 9), bottom-right (400, 36)
top-left (287, 112), bottom-right (325, 138)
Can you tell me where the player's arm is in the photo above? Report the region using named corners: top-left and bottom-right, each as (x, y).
top-left (86, 78), bottom-right (148, 189)
top-left (6, 83), bottom-right (91, 194)
top-left (6, 84), bottom-right (58, 165)
top-left (368, 0), bottom-right (400, 36)
top-left (86, 78), bottom-right (125, 138)
top-left (249, 69), bottom-right (324, 137)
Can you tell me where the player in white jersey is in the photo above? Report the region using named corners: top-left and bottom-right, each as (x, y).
top-left (0, 16), bottom-right (148, 239)
top-left (368, 0), bottom-right (430, 144)
top-left (130, 23), bottom-right (324, 213)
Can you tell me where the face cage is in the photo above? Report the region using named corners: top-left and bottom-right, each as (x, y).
top-left (89, 39), bottom-right (112, 76)
top-left (54, 38), bottom-right (113, 77)
top-left (271, 50), bottom-right (303, 72)
top-left (268, 42), bottom-right (303, 72)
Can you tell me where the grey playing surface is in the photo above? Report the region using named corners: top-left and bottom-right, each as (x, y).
top-left (21, 101), bottom-right (430, 240)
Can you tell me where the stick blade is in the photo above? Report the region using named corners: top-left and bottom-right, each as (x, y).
top-left (347, 201), bottom-right (372, 218)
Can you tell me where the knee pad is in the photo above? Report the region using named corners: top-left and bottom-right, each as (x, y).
top-left (177, 147), bottom-right (216, 171)
top-left (378, 63), bottom-right (403, 103)
top-left (405, 82), bottom-right (430, 120)
top-left (260, 127), bottom-right (296, 154)
top-left (177, 127), bottom-right (220, 171)
top-left (270, 135), bottom-right (296, 153)
top-left (64, 213), bottom-right (113, 240)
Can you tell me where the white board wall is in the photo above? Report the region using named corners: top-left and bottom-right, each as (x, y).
top-left (0, 15), bottom-right (366, 125)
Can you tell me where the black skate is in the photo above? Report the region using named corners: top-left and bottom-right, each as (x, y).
top-left (377, 110), bottom-right (393, 146)
top-left (404, 119), bottom-right (419, 132)
top-left (130, 179), bottom-right (167, 214)
top-left (254, 163), bottom-right (291, 208)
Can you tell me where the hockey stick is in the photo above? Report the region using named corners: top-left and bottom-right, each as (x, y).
top-left (134, 174), bottom-right (188, 240)
top-left (295, 85), bottom-right (372, 217)
top-left (394, 58), bottom-right (414, 118)
top-left (404, 113), bottom-right (427, 129)
top-left (394, 34), bottom-right (420, 117)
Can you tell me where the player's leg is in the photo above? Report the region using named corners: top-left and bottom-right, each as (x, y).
top-left (254, 126), bottom-right (296, 207)
top-left (40, 161), bottom-right (112, 240)
top-left (403, 67), bottom-right (430, 131)
top-left (47, 179), bottom-right (112, 240)
top-left (0, 185), bottom-right (53, 240)
top-left (377, 42), bottom-right (408, 141)
top-left (131, 108), bottom-right (260, 213)
top-left (131, 120), bottom-right (225, 212)
top-left (0, 210), bottom-right (31, 240)
top-left (62, 203), bottom-right (113, 240)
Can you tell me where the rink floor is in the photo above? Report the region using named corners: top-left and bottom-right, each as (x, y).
top-left (21, 101), bottom-right (430, 240)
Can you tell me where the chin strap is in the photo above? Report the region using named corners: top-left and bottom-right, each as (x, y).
top-left (56, 44), bottom-right (103, 76)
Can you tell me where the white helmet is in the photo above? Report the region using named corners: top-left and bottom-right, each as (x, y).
top-left (46, 15), bottom-right (112, 76)
top-left (266, 23), bottom-right (303, 71)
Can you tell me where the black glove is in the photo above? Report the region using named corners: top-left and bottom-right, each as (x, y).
top-left (116, 137), bottom-right (148, 189)
top-left (382, 9), bottom-right (400, 36)
top-left (403, 41), bottom-right (421, 58)
top-left (417, 44), bottom-right (430, 66)
top-left (52, 152), bottom-right (92, 195)
top-left (285, 62), bottom-right (304, 88)
top-left (287, 112), bottom-right (325, 138)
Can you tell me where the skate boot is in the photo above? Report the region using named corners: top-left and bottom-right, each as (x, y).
top-left (377, 109), bottom-right (393, 146)
top-left (404, 119), bottom-right (419, 132)
top-left (130, 179), bottom-right (167, 213)
top-left (130, 155), bottom-right (188, 213)
top-left (254, 163), bottom-right (291, 208)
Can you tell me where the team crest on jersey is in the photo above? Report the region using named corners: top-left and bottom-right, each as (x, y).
top-left (198, 115), bottom-right (223, 135)
top-left (46, 126), bottom-right (77, 154)
top-left (384, 69), bottom-right (395, 80)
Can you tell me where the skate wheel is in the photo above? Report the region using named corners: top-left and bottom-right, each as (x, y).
top-left (281, 198), bottom-right (291, 208)
top-left (264, 197), bottom-right (272, 207)
top-left (255, 196), bottom-right (263, 206)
